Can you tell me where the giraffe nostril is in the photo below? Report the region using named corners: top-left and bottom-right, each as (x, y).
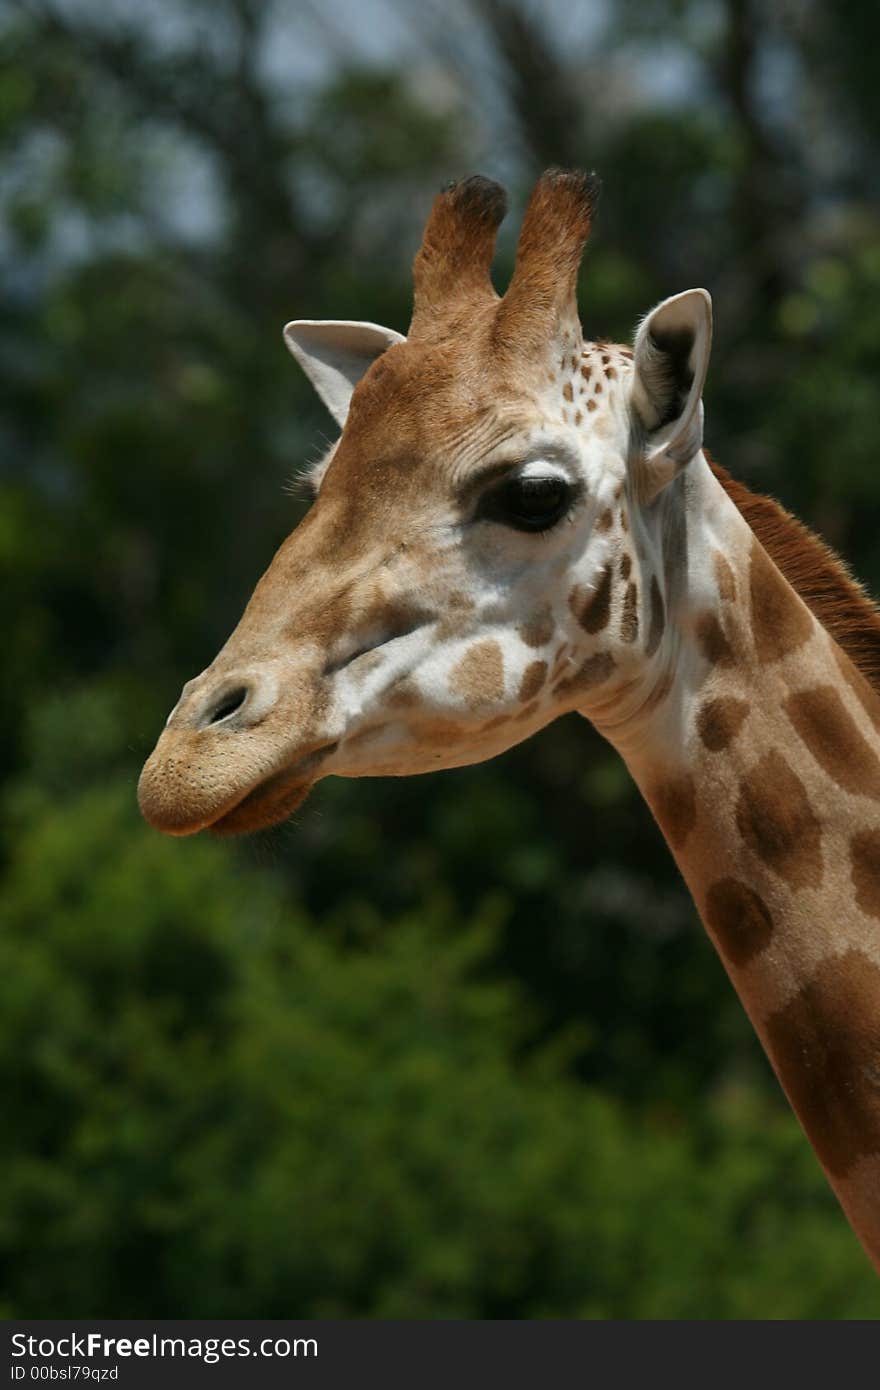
top-left (205, 685), bottom-right (249, 726)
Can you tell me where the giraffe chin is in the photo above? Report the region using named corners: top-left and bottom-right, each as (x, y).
top-left (208, 774), bottom-right (314, 836)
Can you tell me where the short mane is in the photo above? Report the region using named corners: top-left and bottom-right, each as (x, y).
top-left (709, 456), bottom-right (880, 691)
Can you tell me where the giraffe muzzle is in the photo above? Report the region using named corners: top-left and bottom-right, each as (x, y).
top-left (137, 657), bottom-right (331, 835)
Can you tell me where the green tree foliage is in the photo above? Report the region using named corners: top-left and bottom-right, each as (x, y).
top-left (1, 732), bottom-right (875, 1316)
top-left (1, 0), bottom-right (879, 1316)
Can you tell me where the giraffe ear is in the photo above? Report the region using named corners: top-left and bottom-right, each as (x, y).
top-left (630, 289), bottom-right (712, 498)
top-left (283, 320), bottom-right (407, 427)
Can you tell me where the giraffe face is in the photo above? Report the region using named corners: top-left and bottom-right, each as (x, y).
top-left (138, 171), bottom-right (711, 835)
top-left (294, 337), bottom-right (639, 768)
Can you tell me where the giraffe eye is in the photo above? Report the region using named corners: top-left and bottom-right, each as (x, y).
top-left (482, 475), bottom-right (574, 533)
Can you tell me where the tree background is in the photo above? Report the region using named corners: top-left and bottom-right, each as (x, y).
top-left (2, 0), bottom-right (879, 1316)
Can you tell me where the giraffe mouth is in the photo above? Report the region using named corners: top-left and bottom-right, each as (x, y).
top-left (207, 742), bottom-right (337, 836)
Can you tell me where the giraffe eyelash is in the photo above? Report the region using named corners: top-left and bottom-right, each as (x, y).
top-left (285, 439), bottom-right (339, 501)
top-left (283, 470), bottom-right (317, 501)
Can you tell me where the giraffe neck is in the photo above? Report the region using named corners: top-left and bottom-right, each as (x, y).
top-left (593, 454), bottom-right (880, 1271)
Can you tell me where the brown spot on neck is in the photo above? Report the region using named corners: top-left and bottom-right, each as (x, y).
top-left (765, 950), bottom-right (880, 1179)
top-left (850, 829), bottom-right (880, 920)
top-left (834, 643), bottom-right (880, 729)
top-left (735, 750), bottom-right (823, 890)
top-left (648, 771), bottom-right (697, 850)
top-left (695, 612), bottom-right (735, 668)
top-left (704, 878), bottom-right (774, 966)
top-left (785, 685), bottom-right (880, 799)
top-left (749, 537), bottom-right (815, 664)
top-left (696, 695), bottom-right (749, 751)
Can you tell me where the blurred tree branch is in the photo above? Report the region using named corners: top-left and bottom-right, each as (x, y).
top-left (465, 0), bottom-right (585, 169)
top-left (16, 0), bottom-right (317, 301)
top-left (713, 0), bottom-right (802, 311)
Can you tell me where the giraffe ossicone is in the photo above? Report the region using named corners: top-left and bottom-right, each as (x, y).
top-left (139, 170), bottom-right (880, 1274)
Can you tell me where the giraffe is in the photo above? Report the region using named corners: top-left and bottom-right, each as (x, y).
top-left (139, 170), bottom-right (880, 1273)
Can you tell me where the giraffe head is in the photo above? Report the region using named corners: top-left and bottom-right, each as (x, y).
top-left (138, 170), bottom-right (712, 835)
